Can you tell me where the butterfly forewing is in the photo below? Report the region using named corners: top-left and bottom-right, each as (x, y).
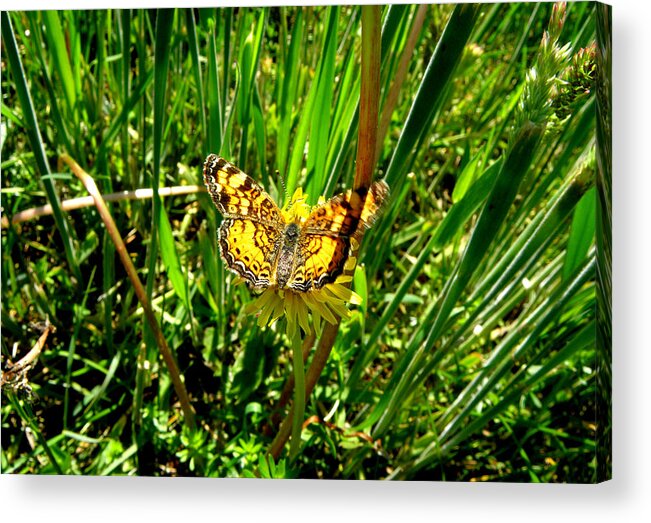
top-left (302, 180), bottom-right (389, 239)
top-left (204, 154), bottom-right (285, 288)
top-left (203, 154), bottom-right (283, 225)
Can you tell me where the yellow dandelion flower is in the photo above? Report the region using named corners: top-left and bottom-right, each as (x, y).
top-left (242, 188), bottom-right (365, 338)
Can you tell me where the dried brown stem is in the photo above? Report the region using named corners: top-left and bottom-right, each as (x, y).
top-left (3, 185), bottom-right (203, 228)
top-left (59, 153), bottom-right (196, 431)
top-left (376, 5), bottom-right (428, 164)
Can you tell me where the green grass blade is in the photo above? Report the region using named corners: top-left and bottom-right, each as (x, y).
top-left (437, 257), bottom-right (595, 445)
top-left (369, 122), bottom-right (545, 437)
top-left (406, 317), bottom-right (596, 476)
top-left (276, 8), bottom-right (304, 179)
top-left (252, 84), bottom-right (267, 181)
top-left (134, 7), bottom-right (176, 434)
top-left (207, 17), bottom-right (224, 154)
top-left (41, 11), bottom-right (77, 119)
top-left (384, 4), bottom-right (480, 193)
top-left (158, 204), bottom-right (191, 312)
top-left (97, 69), bottom-right (154, 163)
top-left (1, 12), bottom-right (81, 281)
top-left (119, 9), bottom-right (132, 171)
top-left (563, 185), bottom-right (596, 282)
top-left (305, 6), bottom-right (339, 197)
top-left (237, 8), bottom-right (266, 168)
top-left (285, 6), bottom-right (340, 203)
top-left (186, 9), bottom-right (208, 157)
top-left (433, 159), bottom-right (502, 250)
top-left (24, 14), bottom-right (74, 154)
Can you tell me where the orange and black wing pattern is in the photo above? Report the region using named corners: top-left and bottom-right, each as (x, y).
top-left (203, 154), bottom-right (284, 289)
top-left (287, 180), bottom-right (389, 291)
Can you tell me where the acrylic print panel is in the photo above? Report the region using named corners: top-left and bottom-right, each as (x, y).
top-left (1, 2), bottom-right (611, 482)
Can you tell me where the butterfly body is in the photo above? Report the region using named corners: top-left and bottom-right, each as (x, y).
top-left (275, 222), bottom-right (301, 289)
top-left (203, 154), bottom-right (388, 292)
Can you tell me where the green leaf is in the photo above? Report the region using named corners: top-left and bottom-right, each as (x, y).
top-left (158, 205), bottom-right (190, 310)
top-left (563, 186), bottom-right (596, 281)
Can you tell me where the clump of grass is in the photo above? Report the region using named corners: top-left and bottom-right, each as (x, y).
top-left (1, 3), bottom-right (608, 481)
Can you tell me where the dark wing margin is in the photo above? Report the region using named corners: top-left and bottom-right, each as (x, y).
top-left (203, 154), bottom-right (283, 224)
top-left (288, 180), bottom-right (389, 290)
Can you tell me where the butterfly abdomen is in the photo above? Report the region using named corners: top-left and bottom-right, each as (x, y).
top-left (276, 222), bottom-right (302, 289)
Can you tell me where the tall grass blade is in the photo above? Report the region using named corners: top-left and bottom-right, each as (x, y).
top-left (41, 11), bottom-right (77, 121)
top-left (305, 6), bottom-right (339, 197)
top-left (384, 4), bottom-right (480, 192)
top-left (186, 9), bottom-right (208, 155)
top-left (563, 186), bottom-right (596, 281)
top-left (1, 12), bottom-right (81, 281)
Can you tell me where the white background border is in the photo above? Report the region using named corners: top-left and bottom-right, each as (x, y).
top-left (2, 0), bottom-right (649, 520)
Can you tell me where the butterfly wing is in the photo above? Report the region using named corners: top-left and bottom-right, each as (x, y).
top-left (203, 154), bottom-right (284, 288)
top-left (203, 154), bottom-right (283, 223)
top-left (288, 180), bottom-right (389, 291)
top-left (218, 218), bottom-right (282, 289)
top-left (288, 234), bottom-right (351, 291)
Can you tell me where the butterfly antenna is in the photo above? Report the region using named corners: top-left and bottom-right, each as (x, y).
top-left (278, 169), bottom-right (287, 198)
top-left (278, 169), bottom-right (292, 210)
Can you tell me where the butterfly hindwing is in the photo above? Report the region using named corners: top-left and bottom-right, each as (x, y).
top-left (218, 218), bottom-right (282, 288)
top-left (288, 234), bottom-right (350, 291)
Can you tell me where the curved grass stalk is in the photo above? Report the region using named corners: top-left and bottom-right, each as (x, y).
top-left (60, 153), bottom-right (196, 432)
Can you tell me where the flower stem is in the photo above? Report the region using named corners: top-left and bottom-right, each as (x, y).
top-left (275, 332), bottom-right (316, 414)
top-left (354, 5), bottom-right (382, 191)
top-left (267, 4), bottom-right (382, 460)
top-left (268, 312), bottom-right (340, 460)
top-left (289, 326), bottom-right (305, 460)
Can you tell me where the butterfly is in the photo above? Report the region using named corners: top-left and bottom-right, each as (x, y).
top-left (203, 154), bottom-right (388, 292)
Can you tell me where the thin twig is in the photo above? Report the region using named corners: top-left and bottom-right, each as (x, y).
top-left (3, 185), bottom-right (203, 228)
top-left (1, 323), bottom-right (54, 389)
